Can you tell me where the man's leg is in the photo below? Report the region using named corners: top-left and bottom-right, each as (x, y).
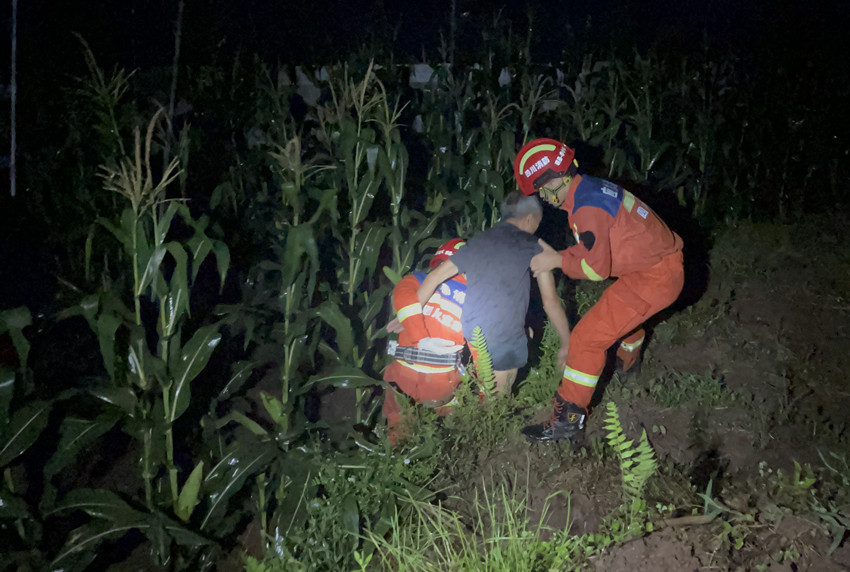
top-left (492, 369), bottom-right (518, 393)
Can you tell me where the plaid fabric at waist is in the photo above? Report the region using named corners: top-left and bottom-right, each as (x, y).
top-left (387, 341), bottom-right (461, 366)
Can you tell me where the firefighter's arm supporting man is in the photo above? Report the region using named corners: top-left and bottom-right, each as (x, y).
top-left (416, 259), bottom-right (459, 307)
top-left (535, 269), bottom-right (570, 367)
top-left (530, 211), bottom-right (612, 281)
top-left (419, 259), bottom-right (570, 367)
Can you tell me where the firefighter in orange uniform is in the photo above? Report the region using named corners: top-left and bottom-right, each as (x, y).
top-left (514, 138), bottom-right (684, 442)
top-left (382, 239), bottom-right (467, 444)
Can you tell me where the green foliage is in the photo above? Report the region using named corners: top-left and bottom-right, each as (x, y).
top-left (247, 445), bottom-right (432, 572)
top-left (759, 453), bottom-right (850, 555)
top-left (0, 307), bottom-right (54, 568)
top-left (647, 369), bottom-right (731, 408)
top-left (601, 402), bottom-right (658, 541)
top-left (574, 279), bottom-right (610, 317)
top-left (468, 326), bottom-right (495, 395)
top-left (36, 109), bottom-right (236, 569)
top-left (516, 320), bottom-right (564, 406)
top-left (440, 381), bottom-right (517, 467)
top-left (603, 402), bottom-right (658, 502)
top-left (9, 12), bottom-right (850, 570)
top-left (362, 474), bottom-right (574, 571)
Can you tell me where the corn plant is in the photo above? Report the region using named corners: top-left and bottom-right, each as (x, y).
top-left (0, 307), bottom-right (53, 570)
top-left (48, 110), bottom-right (227, 568)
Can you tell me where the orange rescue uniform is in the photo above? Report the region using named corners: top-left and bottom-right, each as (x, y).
top-left (556, 174), bottom-right (684, 408)
top-left (382, 272), bottom-right (467, 436)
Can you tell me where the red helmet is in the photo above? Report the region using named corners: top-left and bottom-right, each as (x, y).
top-left (514, 138), bottom-right (576, 195)
top-left (429, 238), bottom-right (466, 268)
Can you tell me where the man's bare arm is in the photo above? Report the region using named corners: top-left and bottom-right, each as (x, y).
top-left (536, 269), bottom-right (571, 366)
top-left (416, 259), bottom-right (459, 306)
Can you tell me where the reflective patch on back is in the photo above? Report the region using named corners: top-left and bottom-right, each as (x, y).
top-left (572, 176), bottom-right (623, 219)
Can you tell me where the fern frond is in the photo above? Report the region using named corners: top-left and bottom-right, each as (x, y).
top-left (515, 320), bottom-right (562, 405)
top-left (470, 326), bottom-right (495, 395)
top-left (604, 402), bottom-right (658, 501)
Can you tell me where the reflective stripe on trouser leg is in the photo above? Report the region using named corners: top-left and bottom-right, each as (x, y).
top-left (557, 365), bottom-right (599, 409)
top-left (616, 329), bottom-right (645, 371)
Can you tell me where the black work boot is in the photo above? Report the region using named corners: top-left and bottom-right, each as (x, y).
top-left (522, 394), bottom-right (586, 443)
top-left (615, 354), bottom-right (642, 382)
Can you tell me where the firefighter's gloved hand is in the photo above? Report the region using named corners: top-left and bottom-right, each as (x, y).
top-left (417, 337), bottom-right (463, 354)
top-left (386, 317), bottom-right (404, 334)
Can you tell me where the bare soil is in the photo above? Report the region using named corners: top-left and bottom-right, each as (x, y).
top-left (441, 216), bottom-right (850, 571)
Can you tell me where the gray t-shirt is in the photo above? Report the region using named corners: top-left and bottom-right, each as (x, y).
top-left (449, 222), bottom-right (542, 370)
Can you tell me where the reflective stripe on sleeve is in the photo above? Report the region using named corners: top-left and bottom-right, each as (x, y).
top-left (563, 366), bottom-right (599, 388)
top-left (619, 335), bottom-right (645, 352)
top-left (623, 191), bottom-right (636, 213)
top-left (581, 259), bottom-right (604, 281)
top-left (397, 303), bottom-right (422, 322)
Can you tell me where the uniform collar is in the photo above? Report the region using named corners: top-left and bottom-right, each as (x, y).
top-left (560, 173), bottom-right (583, 212)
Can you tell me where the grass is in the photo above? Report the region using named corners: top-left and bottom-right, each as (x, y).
top-left (364, 476), bottom-right (569, 571)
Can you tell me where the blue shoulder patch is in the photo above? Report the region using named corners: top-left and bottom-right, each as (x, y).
top-left (572, 176), bottom-right (623, 219)
top-left (414, 272), bottom-right (466, 302)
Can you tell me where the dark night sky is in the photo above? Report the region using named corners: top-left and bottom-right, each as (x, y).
top-left (0, 0), bottom-right (848, 159)
top-left (4, 0), bottom-right (848, 76)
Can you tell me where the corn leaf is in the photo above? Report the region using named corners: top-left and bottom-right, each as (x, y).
top-left (44, 413), bottom-right (120, 481)
top-left (51, 488), bottom-right (147, 523)
top-left (210, 239), bottom-right (230, 292)
top-left (96, 215), bottom-right (131, 251)
top-left (201, 442), bottom-right (276, 530)
top-left (163, 242), bottom-right (191, 333)
top-left (168, 324), bottom-right (222, 423)
top-left (175, 460), bottom-right (204, 522)
top-left (95, 312), bottom-right (121, 380)
top-left (0, 306), bottom-right (31, 367)
top-left (154, 510), bottom-right (211, 547)
top-left (154, 201), bottom-right (182, 246)
top-left (0, 400), bottom-right (51, 467)
top-left (136, 245), bottom-right (167, 296)
top-left (215, 411), bottom-right (268, 436)
top-left (382, 265), bottom-right (402, 285)
top-left (280, 224), bottom-right (317, 287)
top-left (51, 521), bottom-right (136, 572)
top-left (316, 301), bottom-right (354, 359)
top-left (304, 366), bottom-right (381, 393)
top-left (187, 232), bottom-right (212, 282)
top-left (0, 490), bottom-right (28, 519)
top-left (90, 385), bottom-right (138, 416)
top-left (0, 366), bottom-right (13, 425)
top-left (351, 224), bottom-right (390, 289)
top-left (216, 360), bottom-right (259, 402)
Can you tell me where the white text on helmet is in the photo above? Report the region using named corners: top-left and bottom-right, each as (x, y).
top-left (523, 156), bottom-right (550, 178)
top-left (553, 145), bottom-right (567, 166)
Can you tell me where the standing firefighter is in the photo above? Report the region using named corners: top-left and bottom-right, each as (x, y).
top-left (382, 239), bottom-right (467, 445)
top-left (514, 138), bottom-right (684, 442)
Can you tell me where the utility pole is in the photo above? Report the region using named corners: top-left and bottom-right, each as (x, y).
top-left (10, 0), bottom-right (17, 197)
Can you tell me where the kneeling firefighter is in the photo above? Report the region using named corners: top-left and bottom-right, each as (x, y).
top-left (382, 239), bottom-right (467, 444)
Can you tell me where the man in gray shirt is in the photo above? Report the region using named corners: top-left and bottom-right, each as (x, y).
top-left (417, 191), bottom-right (571, 393)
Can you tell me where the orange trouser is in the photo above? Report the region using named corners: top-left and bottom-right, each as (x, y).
top-left (557, 251), bottom-right (684, 408)
top-left (382, 360), bottom-right (461, 444)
